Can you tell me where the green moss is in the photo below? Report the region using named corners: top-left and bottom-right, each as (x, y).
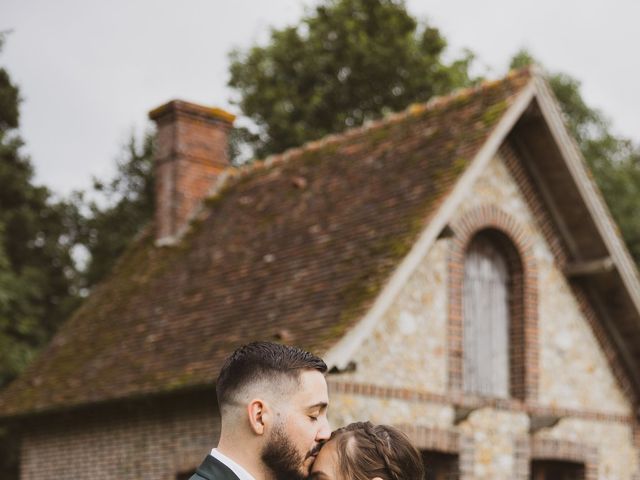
top-left (367, 125), bottom-right (393, 145)
top-left (452, 156), bottom-right (469, 175)
top-left (320, 141), bottom-right (339, 157)
top-left (430, 157), bottom-right (467, 191)
top-left (450, 90), bottom-right (473, 109)
top-left (298, 141), bottom-right (341, 167)
top-left (326, 214), bottom-right (428, 343)
top-left (149, 370), bottom-right (197, 391)
top-left (204, 191), bottom-right (227, 209)
top-left (481, 99), bottom-right (509, 126)
top-left (204, 171), bottom-right (256, 210)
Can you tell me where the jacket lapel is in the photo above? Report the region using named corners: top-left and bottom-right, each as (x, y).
top-left (195, 455), bottom-right (241, 480)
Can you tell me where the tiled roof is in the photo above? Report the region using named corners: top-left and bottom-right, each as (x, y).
top-left (0, 69), bottom-right (533, 417)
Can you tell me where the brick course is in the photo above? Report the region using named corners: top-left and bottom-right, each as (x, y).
top-left (19, 392), bottom-right (218, 480)
top-left (530, 438), bottom-right (598, 480)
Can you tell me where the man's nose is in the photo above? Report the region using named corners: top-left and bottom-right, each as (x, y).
top-left (317, 416), bottom-right (331, 441)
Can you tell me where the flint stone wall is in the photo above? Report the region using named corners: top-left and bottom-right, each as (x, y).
top-left (331, 153), bottom-right (638, 479)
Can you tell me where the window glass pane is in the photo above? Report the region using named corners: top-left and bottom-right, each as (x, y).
top-left (463, 234), bottom-right (510, 396)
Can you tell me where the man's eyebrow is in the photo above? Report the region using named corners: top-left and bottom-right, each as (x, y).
top-left (305, 402), bottom-right (328, 411)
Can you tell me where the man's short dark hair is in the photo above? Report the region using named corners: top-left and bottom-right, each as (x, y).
top-left (216, 342), bottom-right (327, 410)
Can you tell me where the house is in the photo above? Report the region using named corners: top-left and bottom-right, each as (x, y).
top-left (1, 67), bottom-right (639, 479)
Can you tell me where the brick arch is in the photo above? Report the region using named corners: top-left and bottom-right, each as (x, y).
top-left (448, 204), bottom-right (538, 401)
top-left (395, 425), bottom-right (474, 480)
top-left (531, 438), bottom-right (598, 480)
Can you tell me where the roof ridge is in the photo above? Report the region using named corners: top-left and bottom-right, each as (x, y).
top-left (204, 66), bottom-right (534, 202)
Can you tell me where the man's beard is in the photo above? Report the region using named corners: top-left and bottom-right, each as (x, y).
top-left (261, 422), bottom-right (313, 480)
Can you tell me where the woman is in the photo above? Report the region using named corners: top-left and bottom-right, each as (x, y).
top-left (309, 421), bottom-right (425, 480)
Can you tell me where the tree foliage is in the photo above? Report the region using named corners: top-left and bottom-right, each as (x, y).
top-left (229, 0), bottom-right (475, 158)
top-left (72, 133), bottom-right (155, 288)
top-left (0, 39), bottom-right (80, 390)
top-left (511, 51), bottom-right (640, 263)
top-left (0, 39), bottom-right (154, 477)
top-left (74, 0), bottom-right (475, 282)
top-left (0, 35), bottom-right (82, 479)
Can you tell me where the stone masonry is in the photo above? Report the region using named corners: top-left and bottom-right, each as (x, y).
top-left (331, 151), bottom-right (639, 479)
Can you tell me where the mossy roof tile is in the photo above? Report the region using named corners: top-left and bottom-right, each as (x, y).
top-left (0, 68), bottom-right (533, 417)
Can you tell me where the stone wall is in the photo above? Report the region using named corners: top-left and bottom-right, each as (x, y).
top-left (330, 151), bottom-right (639, 478)
top-left (336, 238), bottom-right (450, 393)
top-left (467, 153), bottom-right (630, 415)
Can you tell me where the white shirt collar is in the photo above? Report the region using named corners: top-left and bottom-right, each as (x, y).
top-left (210, 448), bottom-right (256, 480)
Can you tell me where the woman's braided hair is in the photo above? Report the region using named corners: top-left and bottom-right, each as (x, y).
top-left (329, 422), bottom-right (425, 480)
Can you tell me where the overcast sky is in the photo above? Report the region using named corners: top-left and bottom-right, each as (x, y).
top-left (2, 0), bottom-right (638, 197)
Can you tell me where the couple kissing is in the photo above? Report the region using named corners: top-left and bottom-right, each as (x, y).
top-left (190, 342), bottom-right (424, 480)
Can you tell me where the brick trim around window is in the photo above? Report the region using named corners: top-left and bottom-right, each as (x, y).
top-left (448, 204), bottom-right (539, 401)
top-left (395, 424), bottom-right (459, 453)
top-left (395, 425), bottom-right (474, 480)
top-left (530, 437), bottom-right (598, 480)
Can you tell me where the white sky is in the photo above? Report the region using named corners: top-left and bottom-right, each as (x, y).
top-left (2, 0), bottom-right (638, 197)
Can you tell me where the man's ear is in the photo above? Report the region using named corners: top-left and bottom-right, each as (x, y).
top-left (247, 399), bottom-right (271, 436)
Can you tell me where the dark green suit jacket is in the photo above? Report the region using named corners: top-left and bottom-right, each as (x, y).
top-left (189, 455), bottom-right (241, 480)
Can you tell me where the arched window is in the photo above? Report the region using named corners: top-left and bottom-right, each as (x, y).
top-left (449, 206), bottom-right (535, 401)
top-left (463, 232), bottom-right (510, 397)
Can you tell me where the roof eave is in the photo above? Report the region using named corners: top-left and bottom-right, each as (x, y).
top-left (532, 74), bottom-right (640, 398)
top-left (532, 74), bottom-right (640, 314)
top-left (0, 382), bottom-right (216, 423)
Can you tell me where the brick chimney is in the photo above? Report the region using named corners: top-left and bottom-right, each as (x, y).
top-left (149, 100), bottom-right (235, 245)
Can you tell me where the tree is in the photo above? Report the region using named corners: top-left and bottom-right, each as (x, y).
top-left (73, 133), bottom-right (155, 288)
top-left (228, 0), bottom-right (475, 158)
top-left (0, 37), bottom-right (81, 390)
top-left (0, 34), bottom-right (82, 480)
top-left (0, 41), bottom-right (154, 393)
top-left (511, 51), bottom-right (640, 264)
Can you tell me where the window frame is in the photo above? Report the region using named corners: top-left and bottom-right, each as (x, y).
top-left (447, 205), bottom-right (538, 401)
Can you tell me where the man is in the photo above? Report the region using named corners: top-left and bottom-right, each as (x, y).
top-left (190, 342), bottom-right (331, 480)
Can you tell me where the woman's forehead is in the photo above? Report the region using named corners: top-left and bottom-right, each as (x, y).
top-left (310, 438), bottom-right (339, 478)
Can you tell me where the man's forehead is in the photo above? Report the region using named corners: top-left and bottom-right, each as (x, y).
top-left (293, 370), bottom-right (329, 404)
